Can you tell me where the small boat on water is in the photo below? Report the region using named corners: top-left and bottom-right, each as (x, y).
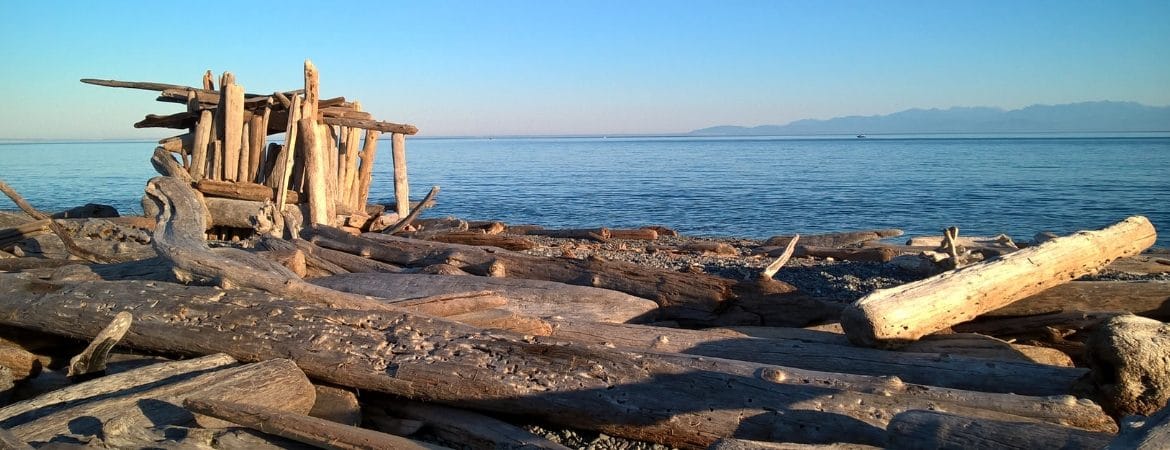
top-left (856, 134), bottom-right (867, 138)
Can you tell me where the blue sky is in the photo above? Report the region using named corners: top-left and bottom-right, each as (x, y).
top-left (1, 1), bottom-right (1168, 138)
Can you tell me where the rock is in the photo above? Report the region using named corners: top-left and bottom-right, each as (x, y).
top-left (1087, 315), bottom-right (1170, 416)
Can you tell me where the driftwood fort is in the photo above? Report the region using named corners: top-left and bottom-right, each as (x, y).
top-left (0, 61), bottom-right (1169, 449)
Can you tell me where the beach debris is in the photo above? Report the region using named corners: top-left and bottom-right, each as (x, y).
top-left (841, 215), bottom-right (1157, 348)
top-left (763, 228), bottom-right (904, 249)
top-left (1086, 315), bottom-right (1170, 417)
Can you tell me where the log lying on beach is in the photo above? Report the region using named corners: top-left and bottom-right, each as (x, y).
top-left (376, 399), bottom-right (570, 450)
top-left (312, 273), bottom-right (660, 323)
top-left (1108, 403), bottom-right (1170, 449)
top-left (309, 226), bottom-right (838, 326)
top-left (545, 320), bottom-right (1087, 397)
top-left (983, 280), bottom-right (1170, 320)
top-left (0, 354), bottom-right (314, 444)
top-left (764, 229), bottom-right (904, 249)
top-left (0, 274), bottom-right (1117, 448)
top-left (425, 231), bottom-right (538, 251)
top-left (196, 179), bottom-right (300, 204)
top-left (1086, 315), bottom-right (1170, 417)
top-left (842, 216), bottom-right (1157, 348)
top-left (886, 410), bottom-right (1112, 450)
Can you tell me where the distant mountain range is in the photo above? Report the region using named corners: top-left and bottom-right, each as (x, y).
top-left (689, 101), bottom-right (1170, 136)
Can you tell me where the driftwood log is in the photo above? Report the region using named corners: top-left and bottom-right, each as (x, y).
top-left (885, 410), bottom-right (1112, 450)
top-left (309, 227), bottom-right (838, 326)
top-left (985, 280), bottom-right (1170, 320)
top-left (0, 273), bottom-right (1118, 448)
top-left (377, 399), bottom-right (571, 450)
top-left (312, 273), bottom-right (659, 323)
top-left (1108, 403), bottom-right (1170, 449)
top-left (842, 216), bottom-right (1157, 347)
top-left (763, 229), bottom-right (903, 249)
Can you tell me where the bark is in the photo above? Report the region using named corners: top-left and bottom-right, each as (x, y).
top-left (0, 354), bottom-right (314, 444)
top-left (0, 274), bottom-right (1108, 448)
top-left (184, 397), bottom-right (444, 450)
top-left (311, 273), bottom-right (659, 323)
top-left (311, 227), bottom-right (835, 326)
top-left (886, 410), bottom-right (1111, 450)
top-left (377, 399), bottom-right (571, 450)
top-left (842, 216), bottom-right (1157, 348)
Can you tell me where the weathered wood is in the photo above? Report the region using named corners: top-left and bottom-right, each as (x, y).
top-left (448, 308), bottom-right (554, 335)
top-left (384, 186), bottom-right (440, 235)
top-left (710, 438), bottom-right (879, 450)
top-left (1107, 403), bottom-right (1170, 449)
top-left (310, 384), bottom-right (362, 426)
top-left (355, 129), bottom-right (380, 211)
top-left (0, 339), bottom-right (42, 380)
top-left (842, 216), bottom-right (1157, 348)
top-left (196, 179), bottom-right (300, 204)
top-left (425, 231), bottom-right (538, 251)
top-left (0, 355), bottom-right (315, 444)
top-left (310, 227), bottom-right (833, 327)
top-left (387, 290), bottom-right (509, 317)
top-left (302, 60), bottom-right (319, 126)
top-left (184, 397), bottom-right (443, 450)
top-left (762, 234), bottom-right (799, 279)
top-left (190, 111), bottom-right (213, 181)
top-left (150, 147), bottom-right (192, 181)
top-left (545, 320), bottom-right (1089, 397)
top-left (274, 95), bottom-right (303, 208)
top-left (341, 110), bottom-right (362, 211)
top-left (313, 273), bottom-right (659, 323)
top-left (379, 399), bottom-right (571, 450)
top-left (391, 133), bottom-right (410, 218)
top-left (886, 410), bottom-right (1112, 450)
top-left (248, 112), bottom-right (266, 182)
top-left (525, 227), bottom-right (611, 242)
top-left (0, 275), bottom-right (1118, 448)
top-left (323, 116), bottom-right (419, 135)
top-left (301, 118), bottom-right (332, 226)
top-left (240, 121), bottom-right (252, 185)
top-left (221, 82), bottom-right (245, 181)
top-left (678, 241), bottom-right (738, 255)
top-left (290, 238), bottom-right (403, 273)
top-left (984, 280), bottom-right (1170, 320)
top-left (764, 229), bottom-right (904, 249)
top-left (609, 228), bottom-right (659, 240)
top-left (204, 197), bottom-right (278, 231)
top-left (66, 311), bottom-right (131, 378)
top-left (0, 181), bottom-right (111, 264)
top-left (795, 245), bottom-right (898, 262)
top-left (1087, 314), bottom-right (1170, 417)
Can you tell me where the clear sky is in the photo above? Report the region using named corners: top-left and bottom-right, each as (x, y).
top-left (1, 1), bottom-right (1168, 138)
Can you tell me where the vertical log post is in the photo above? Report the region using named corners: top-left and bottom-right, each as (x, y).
top-left (392, 132), bottom-right (409, 217)
top-left (325, 125), bottom-right (341, 215)
top-left (190, 111), bottom-right (213, 182)
top-left (202, 70), bottom-right (214, 91)
top-left (301, 118), bottom-right (331, 226)
top-left (248, 113), bottom-right (265, 183)
top-left (221, 76), bottom-right (244, 182)
top-left (238, 121), bottom-right (251, 184)
top-left (274, 96), bottom-right (303, 209)
top-left (355, 129), bottom-right (380, 211)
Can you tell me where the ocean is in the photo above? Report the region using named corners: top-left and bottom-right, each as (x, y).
top-left (2, 134), bottom-right (1168, 246)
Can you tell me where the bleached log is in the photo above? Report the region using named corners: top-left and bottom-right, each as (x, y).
top-left (313, 273), bottom-right (660, 323)
top-left (842, 216), bottom-right (1157, 348)
top-left (886, 410), bottom-right (1111, 450)
top-left (183, 398), bottom-right (444, 450)
top-left (190, 110), bottom-right (213, 181)
top-left (323, 116), bottom-right (419, 135)
top-left (196, 179), bottom-right (300, 204)
top-left (273, 94), bottom-right (302, 208)
top-left (300, 117), bottom-right (332, 226)
top-left (764, 229), bottom-right (904, 249)
top-left (221, 81), bottom-right (245, 182)
top-left (355, 129), bottom-right (380, 210)
top-left (1086, 314), bottom-right (1170, 416)
top-left (392, 132), bottom-right (410, 217)
top-left (425, 231), bottom-right (538, 251)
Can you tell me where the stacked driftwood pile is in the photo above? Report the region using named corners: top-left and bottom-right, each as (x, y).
top-left (83, 60), bottom-right (421, 240)
top-left (1, 63), bottom-right (1169, 448)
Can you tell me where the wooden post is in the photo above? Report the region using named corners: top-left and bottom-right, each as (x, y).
top-left (221, 79), bottom-right (244, 182)
top-left (202, 70), bottom-right (214, 91)
top-left (248, 112), bottom-right (265, 183)
top-left (325, 125), bottom-right (341, 215)
top-left (238, 121), bottom-right (251, 184)
top-left (190, 111), bottom-right (213, 181)
top-left (355, 129), bottom-right (380, 210)
top-left (210, 141), bottom-right (223, 181)
top-left (341, 126), bottom-right (361, 211)
top-left (300, 118), bottom-right (331, 226)
top-left (274, 96), bottom-right (302, 209)
top-left (302, 60), bottom-right (318, 124)
top-left (392, 132), bottom-right (409, 217)
top-left (842, 216), bottom-right (1158, 348)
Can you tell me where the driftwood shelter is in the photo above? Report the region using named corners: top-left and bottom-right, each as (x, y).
top-left (83, 60), bottom-right (421, 239)
top-left (0, 61), bottom-right (1169, 449)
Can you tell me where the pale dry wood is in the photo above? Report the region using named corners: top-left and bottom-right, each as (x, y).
top-left (1086, 314), bottom-right (1170, 417)
top-left (183, 397), bottom-right (445, 450)
top-left (886, 410), bottom-right (1112, 450)
top-left (379, 400), bottom-right (571, 450)
top-left (191, 110), bottom-right (213, 181)
top-left (762, 234), bottom-right (799, 278)
top-left (312, 273), bottom-right (659, 323)
top-left (710, 438), bottom-right (880, 450)
top-left (302, 60), bottom-right (319, 127)
top-left (66, 311), bottom-right (132, 377)
top-left (608, 228), bottom-right (659, 240)
top-left (248, 113), bottom-right (266, 182)
top-left (323, 116), bottom-right (419, 135)
top-left (0, 427), bottom-right (31, 450)
top-left (290, 238), bottom-right (403, 273)
top-left (0, 181), bottom-right (111, 263)
top-left (341, 106), bottom-right (362, 211)
top-left (150, 147), bottom-right (191, 181)
top-left (842, 216), bottom-right (1158, 348)
top-left (984, 280), bottom-right (1170, 320)
top-left (0, 274), bottom-right (1117, 448)
top-left (764, 229), bottom-right (904, 249)
top-left (301, 118), bottom-right (332, 226)
top-left (240, 121), bottom-right (252, 184)
top-left (383, 186), bottom-right (440, 235)
top-left (447, 308), bottom-right (553, 335)
top-left (203, 197), bottom-right (278, 231)
top-left (275, 95), bottom-right (303, 208)
top-left (221, 82), bottom-right (245, 182)
top-left (392, 133), bottom-right (410, 217)
top-left (525, 227), bottom-right (611, 242)
top-left (425, 231), bottom-right (538, 251)
top-left (196, 179), bottom-right (300, 204)
top-left (389, 290), bottom-right (509, 317)
top-left (679, 241), bottom-right (738, 255)
top-left (355, 129), bottom-right (380, 210)
top-left (546, 320), bottom-right (1088, 397)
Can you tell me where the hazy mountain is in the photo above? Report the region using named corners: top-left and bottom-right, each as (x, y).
top-left (690, 101), bottom-right (1170, 136)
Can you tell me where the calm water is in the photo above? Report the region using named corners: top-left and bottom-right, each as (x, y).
top-left (2, 135), bottom-right (1168, 246)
